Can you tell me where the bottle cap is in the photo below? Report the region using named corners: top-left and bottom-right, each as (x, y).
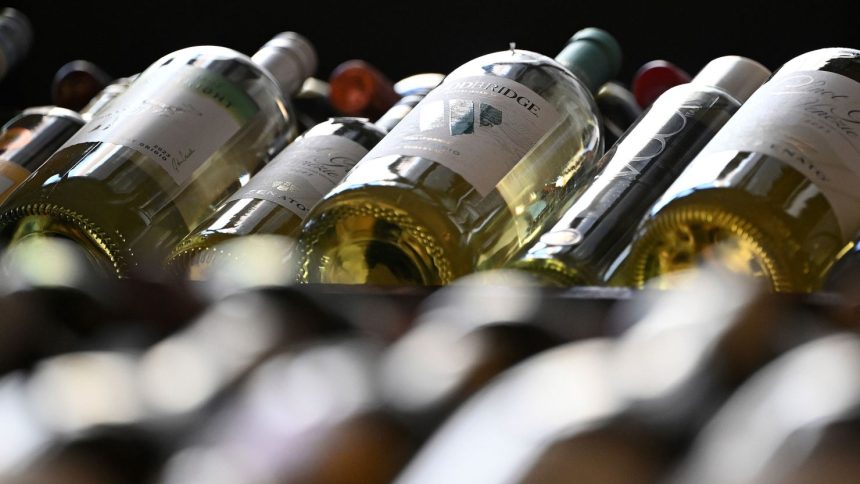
top-left (251, 32), bottom-right (318, 97)
top-left (691, 56), bottom-right (771, 104)
top-left (632, 60), bottom-right (691, 108)
top-left (51, 60), bottom-right (113, 111)
top-left (328, 59), bottom-right (399, 118)
top-left (555, 27), bottom-right (622, 92)
top-left (0, 8), bottom-right (33, 79)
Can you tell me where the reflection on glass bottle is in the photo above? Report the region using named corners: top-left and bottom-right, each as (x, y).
top-left (297, 28), bottom-right (621, 285)
top-left (622, 48), bottom-right (860, 292)
top-left (507, 56), bottom-right (770, 286)
top-left (0, 32), bottom-right (316, 277)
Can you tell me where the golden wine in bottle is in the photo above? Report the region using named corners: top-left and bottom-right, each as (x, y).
top-left (622, 48), bottom-right (860, 292)
top-left (297, 28), bottom-right (621, 285)
top-left (167, 75), bottom-right (442, 280)
top-left (508, 56), bottom-right (770, 286)
top-left (0, 33), bottom-right (316, 277)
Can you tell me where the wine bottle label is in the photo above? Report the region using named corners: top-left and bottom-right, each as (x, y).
top-left (60, 64), bottom-right (259, 185)
top-left (228, 134), bottom-right (367, 218)
top-left (696, 70), bottom-right (860, 239)
top-left (360, 75), bottom-right (561, 196)
top-left (0, 159), bottom-right (29, 200)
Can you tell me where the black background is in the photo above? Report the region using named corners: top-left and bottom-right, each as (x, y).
top-left (4, 0), bottom-right (860, 108)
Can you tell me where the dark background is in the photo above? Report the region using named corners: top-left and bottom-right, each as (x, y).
top-left (4, 0), bottom-right (860, 107)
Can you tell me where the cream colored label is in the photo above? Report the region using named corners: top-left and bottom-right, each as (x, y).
top-left (0, 159), bottom-right (30, 202)
top-left (697, 70), bottom-right (860, 238)
top-left (361, 75), bottom-right (561, 196)
top-left (228, 135), bottom-right (368, 218)
top-left (61, 64), bottom-right (259, 185)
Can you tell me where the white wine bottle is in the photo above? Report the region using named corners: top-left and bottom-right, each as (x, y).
top-left (0, 107), bottom-right (85, 205)
top-left (621, 48), bottom-right (860, 292)
top-left (166, 74), bottom-right (443, 280)
top-left (297, 28), bottom-right (621, 285)
top-left (508, 56), bottom-right (771, 286)
top-left (0, 32), bottom-right (316, 277)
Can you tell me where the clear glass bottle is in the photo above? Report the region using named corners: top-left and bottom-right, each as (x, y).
top-left (508, 56), bottom-right (771, 286)
top-left (297, 28), bottom-right (621, 285)
top-left (622, 48), bottom-right (860, 292)
top-left (0, 32), bottom-right (316, 277)
top-left (78, 74), bottom-right (138, 122)
top-left (166, 74), bottom-right (441, 280)
top-left (0, 107), bottom-right (85, 205)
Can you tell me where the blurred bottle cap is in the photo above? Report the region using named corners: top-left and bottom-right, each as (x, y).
top-left (0, 8), bottom-right (33, 79)
top-left (51, 60), bottom-right (113, 111)
top-left (691, 55), bottom-right (771, 104)
top-left (329, 59), bottom-right (400, 118)
top-left (632, 60), bottom-right (692, 108)
top-left (556, 27), bottom-right (623, 92)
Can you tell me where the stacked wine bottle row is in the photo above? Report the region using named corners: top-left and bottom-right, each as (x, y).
top-left (0, 9), bottom-right (858, 293)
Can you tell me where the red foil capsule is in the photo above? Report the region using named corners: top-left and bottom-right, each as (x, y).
top-left (329, 59), bottom-right (400, 120)
top-left (632, 60), bottom-right (691, 109)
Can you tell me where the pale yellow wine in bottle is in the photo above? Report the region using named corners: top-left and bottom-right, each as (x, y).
top-left (297, 28), bottom-right (621, 285)
top-left (0, 33), bottom-right (316, 277)
top-left (622, 48), bottom-right (860, 292)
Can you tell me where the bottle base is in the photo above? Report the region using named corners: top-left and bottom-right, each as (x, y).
top-left (626, 204), bottom-right (796, 292)
top-left (3, 204), bottom-right (125, 277)
top-left (297, 201), bottom-right (456, 285)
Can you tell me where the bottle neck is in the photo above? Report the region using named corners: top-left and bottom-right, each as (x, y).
top-left (373, 92), bottom-right (426, 134)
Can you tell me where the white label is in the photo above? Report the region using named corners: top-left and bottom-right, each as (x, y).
top-left (696, 70), bottom-right (860, 238)
top-left (360, 75), bottom-right (561, 195)
top-left (61, 64), bottom-right (259, 185)
top-left (228, 134), bottom-right (368, 218)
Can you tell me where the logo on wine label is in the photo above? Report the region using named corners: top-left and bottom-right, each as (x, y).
top-left (361, 75), bottom-right (561, 196)
top-left (274, 180), bottom-right (298, 192)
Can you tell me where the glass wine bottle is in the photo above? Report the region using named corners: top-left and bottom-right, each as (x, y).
top-left (166, 73), bottom-right (442, 280)
top-left (297, 28), bottom-right (621, 285)
top-left (507, 56), bottom-right (770, 286)
top-left (0, 32), bottom-right (316, 277)
top-left (622, 48), bottom-right (860, 292)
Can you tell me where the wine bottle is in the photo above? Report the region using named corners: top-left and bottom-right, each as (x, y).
top-left (293, 77), bottom-right (338, 131)
top-left (78, 75), bottom-right (138, 122)
top-left (166, 74), bottom-right (441, 280)
top-left (0, 107), bottom-right (85, 204)
top-left (622, 48), bottom-right (860, 292)
top-left (595, 81), bottom-right (642, 147)
top-left (51, 60), bottom-right (113, 111)
top-left (0, 7), bottom-right (32, 82)
top-left (297, 28), bottom-right (621, 285)
top-left (0, 32), bottom-right (316, 277)
top-left (329, 59), bottom-right (400, 119)
top-left (507, 56), bottom-right (770, 286)
top-left (632, 59), bottom-right (691, 109)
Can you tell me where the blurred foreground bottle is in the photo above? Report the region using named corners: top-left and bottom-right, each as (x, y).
top-left (669, 333), bottom-right (860, 484)
top-left (329, 59), bottom-right (400, 119)
top-left (395, 268), bottom-right (830, 484)
top-left (0, 32), bottom-right (315, 277)
top-left (623, 48), bottom-right (860, 292)
top-left (298, 28), bottom-right (620, 285)
top-left (508, 56), bottom-right (770, 286)
top-left (166, 73), bottom-right (443, 281)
